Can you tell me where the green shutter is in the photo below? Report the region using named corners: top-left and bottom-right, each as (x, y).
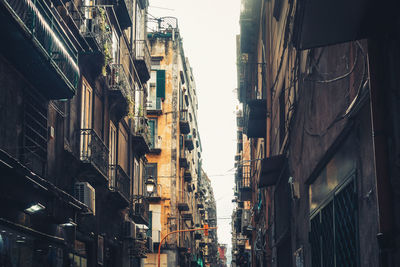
top-left (147, 211), bottom-right (152, 237)
top-left (156, 70), bottom-right (166, 99)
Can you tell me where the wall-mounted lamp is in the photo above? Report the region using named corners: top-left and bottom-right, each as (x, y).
top-left (24, 203), bottom-right (45, 214)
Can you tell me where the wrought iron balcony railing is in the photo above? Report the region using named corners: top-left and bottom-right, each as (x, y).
top-left (131, 199), bottom-right (149, 225)
top-left (237, 165), bottom-right (251, 190)
top-left (109, 164), bottom-right (130, 201)
top-left (134, 40), bottom-right (151, 82)
top-left (80, 129), bottom-right (109, 178)
top-left (108, 63), bottom-right (133, 100)
top-left (69, 5), bottom-right (112, 53)
top-left (1, 0), bottom-right (79, 98)
top-left (147, 97), bottom-right (162, 112)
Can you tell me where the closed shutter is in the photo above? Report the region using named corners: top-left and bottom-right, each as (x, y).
top-left (156, 70), bottom-right (166, 98)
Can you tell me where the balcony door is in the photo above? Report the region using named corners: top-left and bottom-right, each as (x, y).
top-left (109, 121), bottom-right (117, 186)
top-left (80, 79), bottom-right (93, 160)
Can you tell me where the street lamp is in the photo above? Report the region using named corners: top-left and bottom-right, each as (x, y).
top-left (131, 176), bottom-right (156, 202)
top-left (145, 176), bottom-right (155, 194)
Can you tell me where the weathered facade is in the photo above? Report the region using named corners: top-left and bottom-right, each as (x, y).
top-left (0, 0), bottom-right (155, 266)
top-left (233, 0), bottom-right (400, 266)
top-left (143, 17), bottom-right (216, 267)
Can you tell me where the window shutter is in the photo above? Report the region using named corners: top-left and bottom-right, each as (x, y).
top-left (156, 70), bottom-right (166, 99)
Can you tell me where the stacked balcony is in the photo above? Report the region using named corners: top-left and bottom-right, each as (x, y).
top-left (237, 165), bottom-right (251, 201)
top-left (132, 200), bottom-right (149, 225)
top-left (132, 116), bottom-right (150, 156)
top-left (108, 63), bottom-right (133, 119)
top-left (114, 0), bottom-right (133, 30)
top-left (244, 99), bottom-right (267, 138)
top-left (80, 129), bottom-right (109, 184)
top-left (74, 5), bottom-right (112, 76)
top-left (0, 0), bottom-right (79, 99)
top-left (184, 170), bottom-right (192, 183)
top-left (134, 40), bottom-right (151, 83)
top-left (109, 164), bottom-right (130, 207)
top-left (147, 97), bottom-right (163, 115)
top-left (184, 135), bottom-right (194, 151)
top-left (179, 111), bottom-right (190, 134)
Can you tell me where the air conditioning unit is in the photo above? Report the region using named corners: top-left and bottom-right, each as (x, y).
top-left (123, 220), bottom-right (136, 239)
top-left (74, 182), bottom-right (95, 215)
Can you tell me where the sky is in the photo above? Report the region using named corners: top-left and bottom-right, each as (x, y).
top-left (148, 0), bottom-right (240, 251)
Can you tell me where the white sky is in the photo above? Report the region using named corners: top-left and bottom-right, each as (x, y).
top-left (149, 0), bottom-right (240, 248)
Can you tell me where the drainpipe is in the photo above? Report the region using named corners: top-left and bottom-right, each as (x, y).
top-left (367, 39), bottom-right (394, 267)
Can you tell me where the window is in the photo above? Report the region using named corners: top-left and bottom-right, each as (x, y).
top-left (148, 119), bottom-right (157, 149)
top-left (310, 180), bottom-right (357, 267)
top-left (109, 122), bottom-right (117, 165)
top-left (80, 79), bottom-right (93, 129)
top-left (309, 136), bottom-right (358, 267)
top-left (80, 79), bottom-right (93, 160)
top-left (111, 28), bottom-right (119, 64)
top-left (145, 163), bottom-right (157, 191)
top-left (156, 70), bottom-right (166, 99)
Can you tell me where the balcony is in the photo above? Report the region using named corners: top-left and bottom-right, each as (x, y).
top-left (149, 136), bottom-right (162, 154)
top-left (109, 165), bottom-right (130, 207)
top-left (239, 0), bottom-right (259, 54)
top-left (293, 0), bottom-right (376, 50)
top-left (108, 64), bottom-right (133, 120)
top-left (148, 184), bottom-right (162, 202)
top-left (147, 97), bottom-right (163, 115)
top-left (259, 154), bottom-right (286, 188)
top-left (244, 99), bottom-right (266, 138)
top-left (184, 170), bottom-right (192, 183)
top-left (132, 200), bottom-right (149, 226)
top-left (181, 212), bottom-right (193, 222)
top-left (184, 135), bottom-right (194, 151)
top-left (132, 116), bottom-right (150, 156)
top-left (74, 5), bottom-right (112, 76)
top-left (134, 40), bottom-right (151, 83)
top-left (179, 156), bottom-right (189, 169)
top-left (237, 165), bottom-right (251, 201)
top-left (177, 202), bottom-right (189, 212)
top-left (114, 0), bottom-right (133, 30)
top-left (80, 129), bottom-right (109, 183)
top-left (0, 0), bottom-right (79, 99)
top-left (179, 111), bottom-right (190, 135)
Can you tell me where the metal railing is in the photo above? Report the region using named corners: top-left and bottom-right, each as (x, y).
top-left (80, 129), bottom-right (109, 178)
top-left (180, 110), bottom-right (189, 122)
top-left (237, 165), bottom-right (251, 189)
top-left (108, 63), bottom-right (133, 100)
top-left (147, 97), bottom-right (162, 111)
top-left (4, 0), bottom-right (79, 90)
top-left (68, 5), bottom-right (112, 52)
top-left (134, 40), bottom-right (151, 74)
top-left (134, 116), bottom-right (151, 145)
top-left (109, 164), bottom-right (130, 200)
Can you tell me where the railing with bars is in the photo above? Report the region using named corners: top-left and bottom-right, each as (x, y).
top-left (134, 116), bottom-right (151, 144)
top-left (134, 40), bottom-right (151, 73)
top-left (3, 0), bottom-right (79, 90)
top-left (68, 5), bottom-right (112, 53)
top-left (147, 97), bottom-right (162, 111)
top-left (108, 63), bottom-right (134, 100)
top-left (109, 164), bottom-right (130, 200)
top-left (80, 129), bottom-right (109, 178)
top-left (237, 165), bottom-right (251, 190)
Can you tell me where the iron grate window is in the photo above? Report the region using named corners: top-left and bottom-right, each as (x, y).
top-left (310, 181), bottom-right (358, 267)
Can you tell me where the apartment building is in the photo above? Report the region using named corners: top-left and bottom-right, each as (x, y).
top-left (143, 17), bottom-right (214, 267)
top-left (233, 0), bottom-right (400, 266)
top-left (0, 0), bottom-right (154, 266)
